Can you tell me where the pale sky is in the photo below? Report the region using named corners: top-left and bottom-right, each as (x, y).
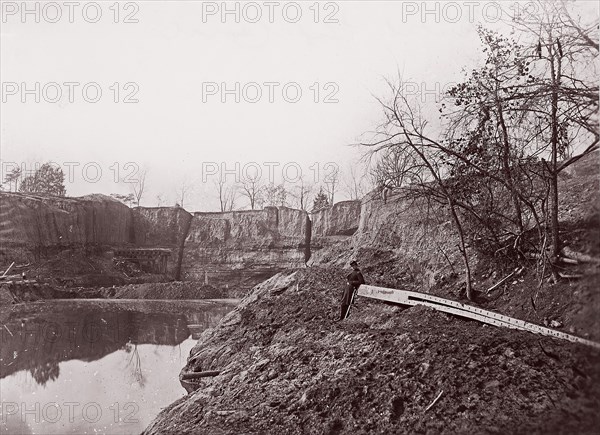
top-left (1, 1), bottom-right (597, 210)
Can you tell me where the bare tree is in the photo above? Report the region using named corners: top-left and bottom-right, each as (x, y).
top-left (4, 167), bottom-right (22, 192)
top-left (263, 182), bottom-right (288, 207)
top-left (239, 171), bottom-right (263, 210)
top-left (214, 173), bottom-right (237, 212)
top-left (291, 177), bottom-right (313, 211)
top-left (156, 193), bottom-right (166, 207)
top-left (175, 177), bottom-right (194, 209)
top-left (504, 0), bottom-right (599, 262)
top-left (343, 163), bottom-right (369, 200)
top-left (363, 81), bottom-right (475, 300)
top-left (225, 188), bottom-right (237, 211)
top-left (323, 163), bottom-right (340, 205)
top-left (127, 168), bottom-right (148, 207)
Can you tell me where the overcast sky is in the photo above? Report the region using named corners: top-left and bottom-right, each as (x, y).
top-left (1, 1), bottom-right (597, 210)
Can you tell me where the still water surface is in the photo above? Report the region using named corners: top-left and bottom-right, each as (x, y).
top-left (0, 299), bottom-right (236, 434)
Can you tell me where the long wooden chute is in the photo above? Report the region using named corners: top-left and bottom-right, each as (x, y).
top-left (357, 285), bottom-right (600, 350)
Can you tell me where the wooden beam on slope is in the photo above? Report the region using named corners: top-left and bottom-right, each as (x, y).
top-left (357, 285), bottom-right (600, 350)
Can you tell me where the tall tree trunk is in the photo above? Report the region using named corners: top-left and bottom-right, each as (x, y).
top-left (548, 43), bottom-right (561, 259)
top-left (496, 101), bottom-right (524, 232)
top-left (448, 197), bottom-right (473, 300)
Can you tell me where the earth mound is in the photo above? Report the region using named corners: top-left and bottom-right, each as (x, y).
top-left (143, 268), bottom-right (600, 434)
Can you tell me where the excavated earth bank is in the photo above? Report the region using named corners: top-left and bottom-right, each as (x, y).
top-left (144, 153), bottom-right (600, 434)
top-left (143, 269), bottom-right (600, 435)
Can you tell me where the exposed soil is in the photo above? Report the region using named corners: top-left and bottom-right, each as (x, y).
top-left (3, 152), bottom-right (597, 433)
top-left (143, 263), bottom-right (600, 435)
top-left (10, 247), bottom-right (171, 288)
top-left (140, 152), bottom-right (600, 434)
top-left (0, 281), bottom-right (227, 305)
top-left (106, 281), bottom-right (226, 299)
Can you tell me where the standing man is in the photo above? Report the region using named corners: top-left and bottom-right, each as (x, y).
top-left (340, 260), bottom-right (365, 320)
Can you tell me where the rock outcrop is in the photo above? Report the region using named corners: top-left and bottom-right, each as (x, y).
top-left (353, 192), bottom-right (460, 288)
top-left (307, 200), bottom-right (362, 265)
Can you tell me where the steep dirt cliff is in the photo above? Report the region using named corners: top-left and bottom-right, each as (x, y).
top-left (311, 200), bottom-right (362, 240)
top-left (180, 207), bottom-right (310, 296)
top-left (2, 151), bottom-right (595, 302)
top-left (0, 192), bottom-right (132, 264)
top-left (0, 194), bottom-right (320, 292)
top-left (132, 207), bottom-right (193, 278)
top-left (309, 192), bottom-right (461, 293)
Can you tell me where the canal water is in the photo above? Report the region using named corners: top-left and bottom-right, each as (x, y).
top-left (0, 299), bottom-right (236, 434)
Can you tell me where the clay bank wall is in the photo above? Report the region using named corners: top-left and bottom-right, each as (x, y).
top-left (131, 207), bottom-right (193, 277)
top-left (0, 190), bottom-right (439, 291)
top-left (0, 193), bottom-right (363, 291)
top-left (179, 207), bottom-right (311, 293)
top-left (0, 193), bottom-right (132, 264)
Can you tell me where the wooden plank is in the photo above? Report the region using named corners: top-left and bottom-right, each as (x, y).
top-left (1, 262), bottom-right (15, 278)
top-left (357, 285), bottom-right (600, 350)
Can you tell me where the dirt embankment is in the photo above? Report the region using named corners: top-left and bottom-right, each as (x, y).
top-left (0, 193), bottom-right (318, 296)
top-left (144, 153), bottom-right (600, 434)
top-left (0, 193), bottom-right (132, 265)
top-left (105, 281), bottom-right (227, 299)
top-left (0, 281), bottom-right (86, 304)
top-left (143, 268), bottom-right (600, 435)
top-left (181, 207), bottom-right (310, 295)
top-left (0, 281), bottom-right (228, 305)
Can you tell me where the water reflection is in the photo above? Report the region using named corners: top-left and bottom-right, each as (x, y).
top-left (0, 299), bottom-right (235, 434)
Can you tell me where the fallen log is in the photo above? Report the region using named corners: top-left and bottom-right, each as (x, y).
top-left (0, 274), bottom-right (23, 281)
top-left (14, 262), bottom-right (31, 269)
top-left (558, 256), bottom-right (578, 265)
top-left (558, 272), bottom-right (584, 279)
top-left (181, 370), bottom-right (221, 380)
top-left (561, 247), bottom-right (600, 264)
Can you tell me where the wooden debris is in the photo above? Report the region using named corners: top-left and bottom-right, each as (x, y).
top-left (3, 324), bottom-right (13, 336)
top-left (425, 390), bottom-right (444, 412)
top-left (1, 262), bottom-right (15, 279)
top-left (561, 247), bottom-right (600, 264)
top-left (558, 272), bottom-right (584, 279)
top-left (558, 256), bottom-right (578, 265)
top-left (485, 267), bottom-right (524, 295)
top-left (214, 410), bottom-right (236, 416)
top-left (181, 370), bottom-right (221, 380)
